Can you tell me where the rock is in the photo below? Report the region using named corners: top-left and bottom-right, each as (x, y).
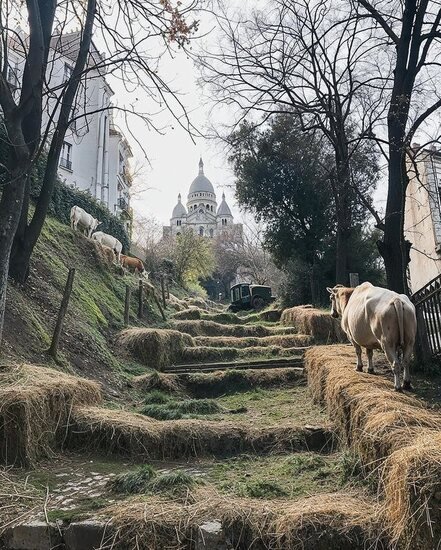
top-left (195, 520), bottom-right (227, 550)
top-left (3, 521), bottom-right (62, 550)
top-left (63, 520), bottom-right (109, 550)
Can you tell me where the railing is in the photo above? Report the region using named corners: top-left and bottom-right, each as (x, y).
top-left (411, 273), bottom-right (441, 358)
top-left (59, 157), bottom-right (72, 170)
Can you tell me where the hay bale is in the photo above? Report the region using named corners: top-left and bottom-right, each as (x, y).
top-left (172, 308), bottom-right (202, 320)
top-left (304, 345), bottom-right (441, 466)
top-left (173, 320), bottom-right (272, 338)
top-left (381, 429), bottom-right (441, 546)
top-left (281, 306), bottom-right (346, 343)
top-left (201, 312), bottom-right (243, 324)
top-left (181, 346), bottom-right (240, 363)
top-left (69, 406), bottom-right (333, 459)
top-left (134, 368), bottom-right (305, 398)
top-left (103, 489), bottom-right (385, 550)
top-left (259, 308), bottom-right (283, 322)
top-left (193, 334), bottom-right (312, 349)
top-left (118, 328), bottom-right (194, 370)
top-left (0, 364), bottom-right (101, 466)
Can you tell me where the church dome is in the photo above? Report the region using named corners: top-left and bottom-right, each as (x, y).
top-left (172, 194), bottom-right (187, 218)
top-left (188, 158), bottom-right (215, 195)
top-left (217, 192), bottom-right (232, 216)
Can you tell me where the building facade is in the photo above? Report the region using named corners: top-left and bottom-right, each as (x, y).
top-left (163, 159), bottom-right (242, 238)
top-left (6, 30), bottom-right (133, 232)
top-left (404, 146), bottom-right (441, 292)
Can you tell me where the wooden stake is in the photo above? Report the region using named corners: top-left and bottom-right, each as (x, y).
top-left (160, 275), bottom-right (166, 309)
top-left (124, 285), bottom-right (131, 326)
top-left (138, 279), bottom-right (143, 319)
top-left (48, 268), bottom-right (75, 359)
top-left (153, 291), bottom-right (166, 321)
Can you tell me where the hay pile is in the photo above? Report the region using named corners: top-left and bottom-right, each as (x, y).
top-left (305, 345), bottom-right (441, 547)
top-left (172, 308), bottom-right (203, 320)
top-left (194, 334), bottom-right (312, 349)
top-left (103, 489), bottom-right (385, 550)
top-left (0, 364), bottom-right (101, 465)
top-left (181, 344), bottom-right (304, 364)
top-left (117, 328), bottom-right (194, 369)
top-left (281, 306), bottom-right (346, 343)
top-left (68, 406), bottom-right (333, 459)
top-left (173, 320), bottom-right (296, 338)
top-left (134, 368), bottom-right (305, 398)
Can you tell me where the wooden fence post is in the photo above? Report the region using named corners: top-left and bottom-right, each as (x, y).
top-left (166, 276), bottom-right (170, 299)
top-left (48, 268), bottom-right (75, 359)
top-left (124, 285), bottom-right (131, 326)
top-left (160, 275), bottom-right (166, 309)
top-left (138, 279), bottom-right (143, 319)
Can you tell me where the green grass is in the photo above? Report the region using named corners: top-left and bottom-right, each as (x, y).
top-left (141, 395), bottom-right (222, 420)
top-left (208, 452), bottom-right (348, 500)
top-left (109, 464), bottom-right (156, 494)
top-left (46, 497), bottom-right (108, 522)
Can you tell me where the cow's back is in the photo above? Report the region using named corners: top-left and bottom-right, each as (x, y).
top-left (342, 283), bottom-right (416, 349)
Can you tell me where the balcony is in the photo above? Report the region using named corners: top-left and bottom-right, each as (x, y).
top-left (118, 196), bottom-right (130, 213)
top-left (59, 157), bottom-right (72, 171)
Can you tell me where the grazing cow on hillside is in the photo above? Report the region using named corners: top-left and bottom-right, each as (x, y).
top-left (92, 231), bottom-right (123, 263)
top-left (327, 282), bottom-right (417, 391)
top-left (121, 254), bottom-right (145, 274)
top-left (70, 206), bottom-right (100, 237)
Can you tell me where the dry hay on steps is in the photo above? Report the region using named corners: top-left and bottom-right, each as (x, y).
top-left (380, 429), bottom-right (441, 548)
top-left (103, 488), bottom-right (386, 550)
top-left (68, 406), bottom-right (334, 459)
top-left (305, 345), bottom-right (441, 549)
top-left (134, 367), bottom-right (306, 398)
top-left (180, 344), bottom-right (304, 364)
top-left (117, 328), bottom-right (194, 370)
top-left (172, 320), bottom-right (296, 338)
top-left (0, 364), bottom-right (101, 466)
top-left (172, 308), bottom-right (203, 320)
top-left (281, 306), bottom-right (346, 343)
top-left (194, 334), bottom-right (312, 349)
top-left (304, 345), bottom-right (441, 466)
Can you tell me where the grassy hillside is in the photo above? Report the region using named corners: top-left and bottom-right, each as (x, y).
top-left (3, 215), bottom-right (163, 393)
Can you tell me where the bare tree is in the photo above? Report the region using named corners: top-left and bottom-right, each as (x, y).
top-left (199, 0), bottom-right (384, 284)
top-left (354, 0), bottom-right (441, 293)
top-left (0, 0), bottom-right (199, 344)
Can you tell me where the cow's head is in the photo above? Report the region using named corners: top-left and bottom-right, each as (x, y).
top-left (93, 219), bottom-right (101, 231)
top-left (326, 285), bottom-right (353, 318)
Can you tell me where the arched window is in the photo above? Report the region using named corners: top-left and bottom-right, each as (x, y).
top-left (199, 226), bottom-right (204, 236)
top-left (206, 204), bottom-right (209, 209)
top-left (209, 228), bottom-right (214, 238)
top-left (211, 206), bottom-right (213, 212)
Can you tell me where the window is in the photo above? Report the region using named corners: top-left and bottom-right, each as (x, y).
top-left (63, 63), bottom-right (74, 83)
top-left (211, 206), bottom-right (213, 212)
top-left (209, 228), bottom-right (214, 238)
top-left (221, 218), bottom-right (227, 226)
top-left (60, 142), bottom-right (72, 170)
top-left (199, 226), bottom-right (204, 236)
top-left (177, 220), bottom-right (182, 226)
top-left (206, 204), bottom-right (209, 209)
top-left (241, 285), bottom-right (250, 298)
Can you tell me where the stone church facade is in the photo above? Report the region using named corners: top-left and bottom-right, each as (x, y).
top-left (163, 159), bottom-right (241, 238)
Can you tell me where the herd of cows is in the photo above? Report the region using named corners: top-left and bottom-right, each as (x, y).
top-left (70, 205), bottom-right (146, 275)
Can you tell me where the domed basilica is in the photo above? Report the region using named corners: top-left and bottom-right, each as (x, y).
top-left (163, 158), bottom-right (242, 238)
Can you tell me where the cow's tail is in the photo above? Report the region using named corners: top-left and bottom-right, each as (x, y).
top-left (393, 298), bottom-right (405, 347)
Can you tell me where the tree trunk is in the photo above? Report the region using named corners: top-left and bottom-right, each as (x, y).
top-left (0, 174), bottom-right (27, 346)
top-left (335, 225), bottom-right (349, 285)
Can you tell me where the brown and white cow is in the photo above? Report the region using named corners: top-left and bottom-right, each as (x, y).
top-left (327, 282), bottom-right (417, 391)
top-left (121, 254), bottom-right (145, 274)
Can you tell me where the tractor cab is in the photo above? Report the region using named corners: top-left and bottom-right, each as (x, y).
top-left (229, 282), bottom-right (274, 311)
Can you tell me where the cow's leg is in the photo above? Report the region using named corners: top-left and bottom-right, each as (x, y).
top-left (366, 349), bottom-right (374, 374)
top-left (402, 344), bottom-right (413, 391)
top-left (383, 345), bottom-right (402, 391)
top-left (353, 343), bottom-right (363, 372)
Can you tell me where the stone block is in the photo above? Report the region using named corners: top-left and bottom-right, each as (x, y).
top-left (3, 521), bottom-right (62, 550)
top-left (63, 521), bottom-right (108, 550)
top-left (195, 520), bottom-right (227, 550)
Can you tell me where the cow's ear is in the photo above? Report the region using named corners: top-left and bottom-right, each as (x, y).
top-left (326, 287), bottom-right (334, 294)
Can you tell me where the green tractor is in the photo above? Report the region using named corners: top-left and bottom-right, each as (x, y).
top-left (229, 282), bottom-right (275, 312)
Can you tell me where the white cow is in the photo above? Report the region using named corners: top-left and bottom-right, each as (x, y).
top-left (327, 282), bottom-right (417, 392)
top-left (92, 231), bottom-right (123, 264)
top-left (70, 206), bottom-right (101, 238)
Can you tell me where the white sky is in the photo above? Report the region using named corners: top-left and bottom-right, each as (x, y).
top-left (109, 33), bottom-right (240, 227)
